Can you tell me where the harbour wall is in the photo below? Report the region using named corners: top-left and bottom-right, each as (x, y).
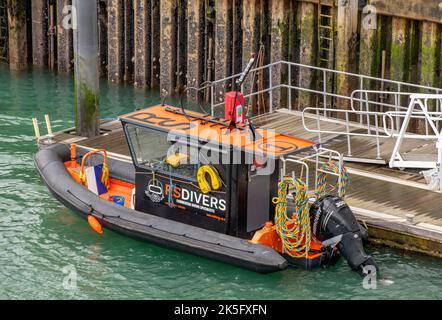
top-left (1, 1), bottom-right (442, 117)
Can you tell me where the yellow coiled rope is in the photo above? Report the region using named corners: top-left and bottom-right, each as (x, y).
top-left (273, 177), bottom-right (311, 257)
top-left (315, 161), bottom-right (350, 199)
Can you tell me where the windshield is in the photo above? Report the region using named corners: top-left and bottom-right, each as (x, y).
top-left (125, 124), bottom-right (199, 181)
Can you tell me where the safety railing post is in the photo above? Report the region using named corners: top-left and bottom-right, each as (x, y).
top-left (395, 84), bottom-right (401, 131)
top-left (365, 90), bottom-right (371, 135)
top-left (210, 85), bottom-right (214, 116)
top-left (345, 111), bottom-right (352, 157)
top-left (425, 98), bottom-right (430, 136)
top-left (323, 70), bottom-right (327, 118)
top-left (315, 108), bottom-right (323, 144)
top-left (439, 136), bottom-right (442, 192)
top-left (374, 110), bottom-right (381, 160)
top-left (338, 152), bottom-right (343, 197)
top-left (359, 77), bottom-right (364, 124)
top-left (315, 152), bottom-right (319, 194)
top-left (288, 62), bottom-right (292, 111)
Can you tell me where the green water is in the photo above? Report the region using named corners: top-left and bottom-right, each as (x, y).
top-left (0, 64), bottom-right (441, 300)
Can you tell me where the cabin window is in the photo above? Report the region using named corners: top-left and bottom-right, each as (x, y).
top-left (125, 124), bottom-right (228, 188)
top-left (125, 124), bottom-right (199, 181)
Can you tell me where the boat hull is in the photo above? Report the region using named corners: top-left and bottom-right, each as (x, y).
top-left (33, 144), bottom-right (288, 273)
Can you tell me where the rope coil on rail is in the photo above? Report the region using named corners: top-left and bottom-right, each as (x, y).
top-left (315, 161), bottom-right (350, 199)
top-left (273, 177), bottom-right (311, 257)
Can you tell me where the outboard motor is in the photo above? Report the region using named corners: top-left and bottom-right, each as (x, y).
top-left (310, 195), bottom-right (378, 276)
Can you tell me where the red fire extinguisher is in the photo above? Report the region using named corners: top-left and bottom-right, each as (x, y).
top-left (224, 53), bottom-right (256, 128)
top-left (224, 91), bottom-right (245, 124)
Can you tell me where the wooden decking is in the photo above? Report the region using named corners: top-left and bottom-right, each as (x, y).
top-left (48, 120), bottom-right (131, 157)
top-left (253, 109), bottom-right (437, 184)
top-left (39, 109), bottom-right (442, 257)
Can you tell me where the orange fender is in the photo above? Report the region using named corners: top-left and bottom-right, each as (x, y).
top-left (88, 215), bottom-right (103, 234)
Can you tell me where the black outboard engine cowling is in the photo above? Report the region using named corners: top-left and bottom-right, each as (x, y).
top-left (310, 195), bottom-right (378, 276)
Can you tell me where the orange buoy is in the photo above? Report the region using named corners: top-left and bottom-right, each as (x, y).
top-left (88, 215), bottom-right (103, 234)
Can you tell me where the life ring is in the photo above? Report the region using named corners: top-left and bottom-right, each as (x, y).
top-left (197, 165), bottom-right (222, 194)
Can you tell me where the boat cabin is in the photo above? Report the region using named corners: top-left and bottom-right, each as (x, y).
top-left (120, 105), bottom-right (316, 238)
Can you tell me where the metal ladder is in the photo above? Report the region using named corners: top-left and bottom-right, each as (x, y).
top-left (317, 0), bottom-right (335, 107)
top-left (0, 0), bottom-right (7, 63)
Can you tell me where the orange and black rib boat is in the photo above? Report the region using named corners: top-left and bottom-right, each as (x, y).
top-left (34, 104), bottom-right (377, 275)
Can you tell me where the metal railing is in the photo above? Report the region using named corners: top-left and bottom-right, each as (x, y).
top-left (301, 106), bottom-right (396, 161)
top-left (281, 147), bottom-right (345, 198)
top-left (208, 60), bottom-right (442, 117)
top-left (207, 61), bottom-right (442, 188)
top-left (389, 95), bottom-right (442, 170)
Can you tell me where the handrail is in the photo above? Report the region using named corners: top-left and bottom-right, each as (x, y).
top-left (206, 61), bottom-right (442, 175)
top-left (208, 60), bottom-right (442, 116)
top-left (287, 147), bottom-right (345, 197)
top-left (302, 107), bottom-right (394, 138)
top-left (388, 95), bottom-right (442, 192)
top-left (280, 158), bottom-right (309, 191)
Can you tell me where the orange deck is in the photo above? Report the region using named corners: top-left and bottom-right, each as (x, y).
top-left (64, 160), bottom-right (135, 209)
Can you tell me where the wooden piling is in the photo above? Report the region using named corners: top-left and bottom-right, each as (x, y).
top-left (242, 0), bottom-right (260, 96)
top-left (390, 17), bottom-right (409, 82)
top-left (419, 21), bottom-right (438, 90)
top-left (160, 0), bottom-right (176, 95)
top-left (232, 0), bottom-right (242, 75)
top-left (151, 0), bottom-right (161, 89)
top-left (186, 0), bottom-right (204, 99)
top-left (335, 0), bottom-right (358, 109)
top-left (417, 21), bottom-right (438, 133)
top-left (57, 0), bottom-right (73, 72)
top-left (297, 1), bottom-right (316, 110)
top-left (359, 10), bottom-right (379, 83)
top-left (123, 0), bottom-right (134, 83)
top-left (7, 0), bottom-right (28, 71)
top-left (440, 25), bottom-right (442, 89)
top-left (31, 0), bottom-right (47, 67)
top-left (134, 0), bottom-right (151, 88)
top-left (108, 0), bottom-right (125, 83)
top-left (98, 1), bottom-right (108, 78)
top-left (242, 0), bottom-right (261, 106)
top-left (270, 0), bottom-right (290, 109)
top-left (176, 0), bottom-right (187, 93)
top-left (214, 0), bottom-right (231, 100)
top-left (47, 3), bottom-right (55, 70)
